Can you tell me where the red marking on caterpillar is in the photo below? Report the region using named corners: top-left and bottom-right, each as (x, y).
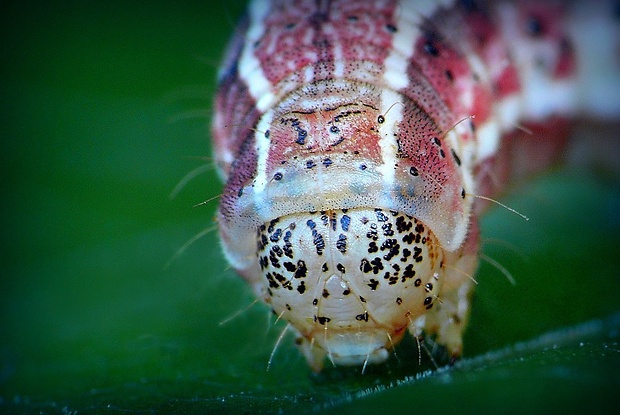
top-left (211, 0), bottom-right (620, 372)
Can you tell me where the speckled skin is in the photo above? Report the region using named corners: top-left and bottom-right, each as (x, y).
top-left (211, 0), bottom-right (620, 371)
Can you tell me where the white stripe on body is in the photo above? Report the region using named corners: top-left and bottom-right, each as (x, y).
top-left (253, 111), bottom-right (274, 196)
top-left (238, 0), bottom-right (276, 113)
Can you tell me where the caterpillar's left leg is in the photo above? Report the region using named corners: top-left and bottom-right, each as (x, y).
top-left (409, 222), bottom-right (480, 359)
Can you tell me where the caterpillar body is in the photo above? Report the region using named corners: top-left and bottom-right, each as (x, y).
top-left (211, 0), bottom-right (620, 372)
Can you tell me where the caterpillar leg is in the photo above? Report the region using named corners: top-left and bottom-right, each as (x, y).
top-left (409, 224), bottom-right (479, 360)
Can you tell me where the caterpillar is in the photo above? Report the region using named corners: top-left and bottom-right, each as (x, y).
top-left (211, 0), bottom-right (620, 372)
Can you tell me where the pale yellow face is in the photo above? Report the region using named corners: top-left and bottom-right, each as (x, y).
top-left (255, 208), bottom-right (446, 368)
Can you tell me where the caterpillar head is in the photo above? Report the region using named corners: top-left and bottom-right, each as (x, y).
top-left (256, 208), bottom-right (447, 370)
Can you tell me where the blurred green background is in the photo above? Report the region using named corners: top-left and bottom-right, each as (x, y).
top-left (1, 1), bottom-right (619, 413)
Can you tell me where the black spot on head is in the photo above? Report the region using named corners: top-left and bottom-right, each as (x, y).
top-left (297, 281), bottom-right (306, 294)
top-left (382, 223), bottom-right (394, 237)
top-left (340, 214), bottom-right (351, 231)
top-left (322, 289), bottom-right (330, 298)
top-left (266, 272), bottom-right (279, 289)
top-left (294, 260), bottom-right (307, 279)
top-left (412, 246), bottom-right (424, 262)
top-left (402, 264), bottom-right (416, 282)
top-left (368, 241), bottom-right (379, 254)
top-left (320, 212), bottom-right (328, 225)
top-left (268, 218), bottom-right (279, 232)
top-left (414, 278), bottom-right (422, 287)
top-left (366, 227), bottom-right (378, 241)
top-left (370, 257), bottom-right (384, 274)
top-left (312, 229), bottom-right (325, 255)
top-left (375, 209), bottom-right (388, 222)
top-left (396, 297), bottom-right (403, 305)
top-left (402, 233), bottom-right (414, 245)
top-left (356, 311), bottom-right (369, 322)
top-left (377, 115), bottom-right (385, 124)
top-left (259, 256), bottom-right (269, 270)
top-left (313, 298), bottom-right (318, 306)
top-left (337, 263), bottom-right (346, 273)
top-left (395, 216), bottom-right (412, 233)
top-left (336, 234), bottom-right (347, 253)
top-left (269, 251), bottom-right (281, 268)
top-left (316, 316), bottom-right (331, 325)
top-left (271, 245), bottom-right (284, 257)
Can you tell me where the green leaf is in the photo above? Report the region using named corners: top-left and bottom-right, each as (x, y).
top-left (1, 1), bottom-right (619, 414)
